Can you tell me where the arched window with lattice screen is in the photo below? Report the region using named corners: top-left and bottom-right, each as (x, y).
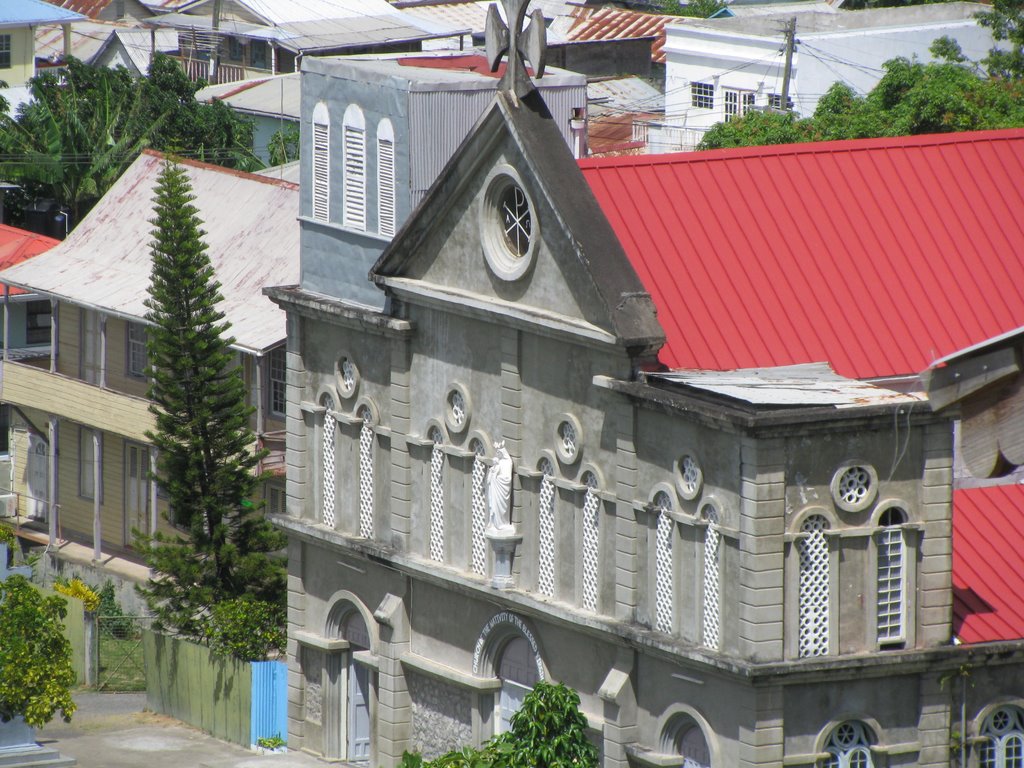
top-left (653, 490), bottom-right (674, 634)
top-left (428, 427), bottom-right (445, 562)
top-left (320, 394), bottom-right (336, 528)
top-left (980, 705), bottom-right (1024, 768)
top-left (357, 406), bottom-right (374, 539)
top-left (702, 504), bottom-right (721, 650)
top-left (798, 514), bottom-right (830, 658)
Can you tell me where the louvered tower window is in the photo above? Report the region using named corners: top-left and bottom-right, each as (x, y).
top-left (311, 103), bottom-right (329, 221)
top-left (377, 119), bottom-right (396, 238)
top-left (342, 104), bottom-right (366, 231)
top-left (320, 394), bottom-right (336, 528)
top-left (798, 515), bottom-right (830, 657)
top-left (653, 491), bottom-right (674, 634)
top-left (877, 507), bottom-right (907, 644)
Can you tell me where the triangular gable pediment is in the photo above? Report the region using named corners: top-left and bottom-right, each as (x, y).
top-left (372, 90), bottom-right (664, 355)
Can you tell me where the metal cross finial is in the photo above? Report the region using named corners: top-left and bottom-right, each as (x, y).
top-left (485, 0), bottom-right (547, 99)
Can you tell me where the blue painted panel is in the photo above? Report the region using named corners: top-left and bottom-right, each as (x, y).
top-left (250, 660), bottom-right (287, 747)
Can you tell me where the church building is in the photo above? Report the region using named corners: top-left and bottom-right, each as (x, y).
top-left (266, 3), bottom-right (1024, 766)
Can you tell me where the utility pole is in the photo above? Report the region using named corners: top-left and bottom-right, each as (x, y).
top-left (779, 17), bottom-right (796, 112)
top-left (209, 0), bottom-right (223, 83)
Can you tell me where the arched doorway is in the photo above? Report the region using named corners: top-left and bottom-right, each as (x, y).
top-left (322, 601), bottom-right (375, 763)
top-left (497, 635), bottom-right (540, 733)
top-left (343, 612), bottom-right (371, 761)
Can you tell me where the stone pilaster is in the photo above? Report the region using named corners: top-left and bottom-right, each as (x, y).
top-left (390, 339), bottom-right (412, 551)
top-left (285, 312), bottom-right (308, 520)
top-left (286, 538), bottom-right (306, 747)
top-left (737, 437), bottom-right (786, 662)
top-left (918, 421), bottom-right (954, 647)
top-left (613, 401), bottom-right (639, 623)
top-left (917, 671), bottom-right (953, 767)
top-left (375, 594), bottom-right (412, 768)
top-left (739, 684), bottom-right (784, 768)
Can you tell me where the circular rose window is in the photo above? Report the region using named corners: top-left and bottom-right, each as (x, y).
top-left (480, 166), bottom-right (538, 281)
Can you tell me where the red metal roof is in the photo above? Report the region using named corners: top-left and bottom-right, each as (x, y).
top-left (563, 6), bottom-right (674, 64)
top-left (580, 129), bottom-right (1024, 379)
top-left (42, 0), bottom-right (113, 19)
top-left (0, 224), bottom-right (59, 296)
top-left (954, 484), bottom-right (1024, 644)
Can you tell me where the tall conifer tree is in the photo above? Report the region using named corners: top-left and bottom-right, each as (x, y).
top-left (136, 159), bottom-right (285, 638)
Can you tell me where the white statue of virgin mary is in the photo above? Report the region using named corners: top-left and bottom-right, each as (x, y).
top-left (486, 441), bottom-right (514, 534)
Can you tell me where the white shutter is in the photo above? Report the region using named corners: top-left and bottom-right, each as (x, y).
top-left (377, 137), bottom-right (396, 237)
top-left (343, 125), bottom-right (366, 231)
top-left (312, 122), bottom-right (329, 221)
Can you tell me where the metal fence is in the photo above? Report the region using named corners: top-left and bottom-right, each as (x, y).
top-left (95, 614), bottom-right (153, 692)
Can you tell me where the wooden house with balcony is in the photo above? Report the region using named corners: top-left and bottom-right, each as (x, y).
top-left (0, 150), bottom-right (297, 571)
top-left (144, 0), bottom-right (467, 85)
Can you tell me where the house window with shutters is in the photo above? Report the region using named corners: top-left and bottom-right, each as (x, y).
top-left (377, 119), bottom-right (396, 238)
top-left (311, 103), bottom-right (330, 222)
top-left (798, 514), bottom-right (831, 657)
top-left (343, 104), bottom-right (367, 231)
top-left (268, 346), bottom-right (286, 417)
top-left (876, 507), bottom-right (907, 645)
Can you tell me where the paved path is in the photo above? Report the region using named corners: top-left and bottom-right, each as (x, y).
top-left (36, 692), bottom-right (327, 768)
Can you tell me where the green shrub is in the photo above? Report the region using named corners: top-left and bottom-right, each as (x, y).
top-left (206, 598), bottom-right (285, 661)
top-left (53, 578), bottom-right (100, 612)
top-left (398, 681), bottom-right (597, 768)
top-left (97, 582), bottom-right (133, 638)
top-left (0, 525), bottom-right (16, 549)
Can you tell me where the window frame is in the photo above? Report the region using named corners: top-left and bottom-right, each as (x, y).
top-left (377, 119), bottom-right (396, 238)
top-left (723, 88), bottom-right (755, 122)
top-left (268, 346), bottom-right (286, 417)
top-left (78, 426), bottom-right (101, 502)
top-left (311, 102), bottom-right (330, 222)
top-left (250, 39), bottom-right (268, 69)
top-left (691, 81), bottom-right (714, 110)
top-left (25, 299), bottom-right (51, 345)
top-left (0, 35), bottom-right (11, 70)
top-left (126, 322), bottom-right (148, 379)
top-left (342, 104), bottom-right (367, 231)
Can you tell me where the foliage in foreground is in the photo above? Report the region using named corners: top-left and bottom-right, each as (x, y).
top-left (0, 575), bottom-right (76, 727)
top-left (698, 43), bottom-right (1024, 150)
top-left (135, 160), bottom-right (285, 643)
top-left (0, 55), bottom-right (258, 224)
top-left (657, 0), bottom-right (727, 18)
top-left (53, 577), bottom-right (100, 612)
top-left (400, 682), bottom-right (598, 768)
top-left (206, 598), bottom-right (286, 661)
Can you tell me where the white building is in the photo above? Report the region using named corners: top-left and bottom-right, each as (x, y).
top-left (656, 2), bottom-right (997, 151)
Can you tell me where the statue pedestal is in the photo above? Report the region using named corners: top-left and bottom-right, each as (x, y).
top-left (0, 717), bottom-right (76, 767)
top-left (486, 529), bottom-right (521, 590)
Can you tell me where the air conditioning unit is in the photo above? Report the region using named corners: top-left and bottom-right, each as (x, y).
top-left (0, 494), bottom-right (17, 518)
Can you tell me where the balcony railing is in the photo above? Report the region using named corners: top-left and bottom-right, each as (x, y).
top-left (171, 55), bottom-right (251, 85)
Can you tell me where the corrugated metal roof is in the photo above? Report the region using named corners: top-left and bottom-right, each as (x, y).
top-left (0, 224), bottom-right (59, 296)
top-left (0, 151), bottom-right (298, 353)
top-left (149, 9), bottom-right (462, 51)
top-left (0, 0), bottom-right (85, 26)
top-left (653, 362), bottom-right (924, 407)
top-left (397, 2), bottom-right (489, 35)
top-left (197, 73), bottom-right (301, 119)
top-left (954, 484), bottom-right (1024, 644)
top-left (558, 6), bottom-right (676, 63)
top-left (588, 76), bottom-right (663, 116)
top-left (34, 19), bottom-right (123, 64)
top-left (580, 129), bottom-right (1024, 380)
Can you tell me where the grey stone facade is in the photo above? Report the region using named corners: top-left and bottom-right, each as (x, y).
top-left (266, 52), bottom-right (1024, 768)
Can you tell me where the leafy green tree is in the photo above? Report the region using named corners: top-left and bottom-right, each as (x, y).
top-left (267, 125), bottom-right (300, 167)
top-left (657, 0), bottom-right (727, 17)
top-left (206, 598), bottom-right (286, 661)
top-left (135, 160), bottom-right (285, 640)
top-left (0, 56), bottom-right (259, 226)
top-left (698, 50), bottom-right (1024, 150)
top-left (399, 682), bottom-right (598, 768)
top-left (977, 0), bottom-right (1024, 78)
top-left (0, 575), bottom-right (76, 727)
